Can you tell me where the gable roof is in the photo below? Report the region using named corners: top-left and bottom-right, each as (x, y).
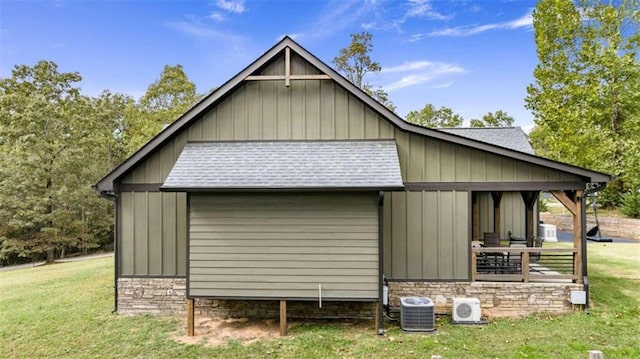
top-left (160, 140), bottom-right (403, 191)
top-left (95, 36), bottom-right (612, 192)
top-left (439, 127), bottom-right (534, 154)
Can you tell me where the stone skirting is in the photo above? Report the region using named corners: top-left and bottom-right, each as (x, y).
top-left (117, 277), bottom-right (583, 319)
top-left (117, 277), bottom-right (375, 319)
top-left (540, 213), bottom-right (640, 240)
top-left (389, 281), bottom-right (584, 318)
top-left (117, 277), bottom-right (187, 316)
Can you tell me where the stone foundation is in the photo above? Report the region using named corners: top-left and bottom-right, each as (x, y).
top-left (117, 277), bottom-right (375, 319)
top-left (117, 277), bottom-right (584, 319)
top-left (389, 281), bottom-right (584, 318)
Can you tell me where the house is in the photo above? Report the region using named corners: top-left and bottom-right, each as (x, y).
top-left (95, 37), bottom-right (611, 334)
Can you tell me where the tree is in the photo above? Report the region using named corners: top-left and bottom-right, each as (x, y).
top-left (333, 32), bottom-right (395, 111)
top-left (525, 0), bottom-right (640, 208)
top-left (406, 103), bottom-right (464, 127)
top-left (0, 61), bottom-right (116, 262)
top-left (124, 65), bottom-right (199, 154)
top-left (470, 110), bottom-right (515, 127)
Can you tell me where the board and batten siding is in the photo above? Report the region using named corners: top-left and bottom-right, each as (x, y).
top-left (188, 193), bottom-right (379, 299)
top-left (116, 50), bottom-right (581, 278)
top-left (383, 190), bottom-right (469, 280)
top-left (476, 192), bottom-right (538, 239)
top-left (119, 191), bottom-right (187, 276)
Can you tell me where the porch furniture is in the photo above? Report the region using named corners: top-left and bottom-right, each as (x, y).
top-left (483, 232), bottom-right (501, 246)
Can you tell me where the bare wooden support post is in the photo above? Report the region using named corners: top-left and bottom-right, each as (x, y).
top-left (589, 350), bottom-right (604, 359)
top-left (521, 191), bottom-right (540, 245)
top-left (471, 251), bottom-right (477, 281)
top-left (521, 251), bottom-right (530, 283)
top-left (375, 302), bottom-right (380, 334)
top-left (279, 299), bottom-right (287, 336)
top-left (551, 190), bottom-right (583, 284)
top-left (186, 298), bottom-right (195, 337)
top-left (574, 190), bottom-right (583, 284)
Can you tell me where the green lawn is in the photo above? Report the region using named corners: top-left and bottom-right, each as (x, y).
top-left (1, 243), bottom-right (638, 359)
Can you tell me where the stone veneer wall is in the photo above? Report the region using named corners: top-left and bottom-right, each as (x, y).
top-left (389, 281), bottom-right (584, 318)
top-left (540, 213), bottom-right (640, 240)
top-left (118, 278), bottom-right (583, 319)
top-left (117, 278), bottom-right (375, 319)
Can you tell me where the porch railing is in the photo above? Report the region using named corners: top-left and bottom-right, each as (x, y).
top-left (471, 247), bottom-right (578, 282)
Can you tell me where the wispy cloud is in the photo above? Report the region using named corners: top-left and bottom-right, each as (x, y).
top-left (215, 0), bottom-right (245, 14)
top-left (405, 0), bottom-right (450, 21)
top-left (294, 0), bottom-right (378, 39)
top-left (361, 0), bottom-right (452, 33)
top-left (377, 60), bottom-right (464, 91)
top-left (427, 11), bottom-right (533, 37)
top-left (208, 12), bottom-right (228, 22)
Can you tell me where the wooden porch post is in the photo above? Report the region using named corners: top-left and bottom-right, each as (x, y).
top-left (491, 192), bottom-right (502, 237)
top-left (472, 193), bottom-right (480, 241)
top-left (279, 299), bottom-right (287, 336)
top-left (521, 191), bottom-right (540, 245)
top-left (186, 298), bottom-right (195, 336)
top-left (551, 190), bottom-right (583, 284)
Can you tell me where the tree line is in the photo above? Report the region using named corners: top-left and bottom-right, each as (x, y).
top-left (1, 0), bottom-right (638, 266)
top-left (0, 62), bottom-right (201, 265)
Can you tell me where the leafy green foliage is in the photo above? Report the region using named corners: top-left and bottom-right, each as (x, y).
top-left (406, 104), bottom-right (515, 129)
top-left (333, 32), bottom-right (395, 111)
top-left (526, 0), bottom-right (640, 208)
top-left (124, 64), bottom-right (199, 154)
top-left (406, 103), bottom-right (463, 127)
top-left (620, 187), bottom-right (640, 218)
top-left (0, 62), bottom-right (118, 262)
top-left (469, 110), bottom-right (515, 127)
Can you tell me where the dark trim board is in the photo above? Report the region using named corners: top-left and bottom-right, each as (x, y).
top-left (186, 296), bottom-right (378, 302)
top-left (161, 186), bottom-right (404, 192)
top-left (404, 182), bottom-right (587, 191)
top-left (119, 183), bottom-right (163, 192)
top-left (385, 279), bottom-right (472, 282)
top-left (119, 275), bottom-right (187, 279)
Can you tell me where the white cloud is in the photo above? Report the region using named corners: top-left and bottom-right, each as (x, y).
top-left (382, 61), bottom-right (435, 73)
top-left (208, 12), bottom-right (227, 22)
top-left (406, 0), bottom-right (450, 20)
top-left (380, 61), bottom-right (464, 91)
top-left (166, 19), bottom-right (244, 45)
top-left (427, 11), bottom-right (533, 37)
top-left (215, 0), bottom-right (245, 14)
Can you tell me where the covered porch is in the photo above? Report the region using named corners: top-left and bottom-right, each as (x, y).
top-left (470, 186), bottom-right (591, 284)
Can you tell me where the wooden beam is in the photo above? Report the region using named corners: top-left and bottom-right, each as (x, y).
top-left (244, 74), bottom-right (332, 81)
top-left (374, 302), bottom-right (380, 334)
top-left (471, 251), bottom-right (477, 281)
top-left (285, 47), bottom-right (290, 87)
top-left (574, 190), bottom-right (583, 284)
top-left (521, 251), bottom-right (530, 282)
top-left (472, 193), bottom-right (479, 241)
top-left (186, 298), bottom-right (195, 336)
top-left (521, 191), bottom-right (540, 243)
top-left (491, 192), bottom-right (502, 236)
top-left (551, 190), bottom-right (577, 216)
top-left (279, 300), bottom-right (287, 336)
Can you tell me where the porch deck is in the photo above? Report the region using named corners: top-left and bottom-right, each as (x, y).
top-left (472, 247), bottom-right (577, 283)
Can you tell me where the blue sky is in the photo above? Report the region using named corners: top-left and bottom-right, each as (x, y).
top-left (0, 0), bottom-right (539, 130)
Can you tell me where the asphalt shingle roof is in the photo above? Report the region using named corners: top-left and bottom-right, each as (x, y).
top-left (161, 140), bottom-right (404, 191)
top-left (438, 127), bottom-right (534, 154)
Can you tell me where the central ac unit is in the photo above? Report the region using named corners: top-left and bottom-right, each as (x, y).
top-left (400, 297), bottom-right (435, 332)
top-left (452, 298), bottom-right (481, 323)
top-left (538, 223), bottom-right (558, 242)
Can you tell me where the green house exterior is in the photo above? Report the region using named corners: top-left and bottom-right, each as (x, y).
top-left (96, 37), bottom-right (611, 324)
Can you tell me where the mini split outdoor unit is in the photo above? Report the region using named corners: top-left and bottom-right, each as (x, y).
top-left (452, 298), bottom-right (482, 323)
top-left (400, 297), bottom-right (436, 332)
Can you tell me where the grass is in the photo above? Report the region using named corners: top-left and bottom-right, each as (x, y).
top-left (1, 243), bottom-right (639, 359)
